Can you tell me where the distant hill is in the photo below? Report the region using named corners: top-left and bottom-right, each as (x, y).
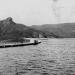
top-left (30, 23), bottom-right (75, 38)
top-left (0, 17), bottom-right (59, 41)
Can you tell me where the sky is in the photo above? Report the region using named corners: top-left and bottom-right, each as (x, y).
top-left (0, 0), bottom-right (75, 25)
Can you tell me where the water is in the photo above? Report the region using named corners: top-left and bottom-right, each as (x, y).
top-left (0, 39), bottom-right (75, 75)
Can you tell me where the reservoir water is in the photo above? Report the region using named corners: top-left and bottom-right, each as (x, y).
top-left (0, 39), bottom-right (75, 75)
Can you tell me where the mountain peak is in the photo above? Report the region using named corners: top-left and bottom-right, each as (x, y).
top-left (6, 17), bottom-right (13, 22)
top-left (2, 17), bottom-right (15, 25)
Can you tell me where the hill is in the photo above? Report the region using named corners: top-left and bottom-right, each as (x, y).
top-left (30, 23), bottom-right (75, 38)
top-left (0, 17), bottom-right (59, 41)
top-left (1, 17), bottom-right (75, 39)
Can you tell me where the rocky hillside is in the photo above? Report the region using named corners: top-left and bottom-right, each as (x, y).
top-left (0, 17), bottom-right (59, 41)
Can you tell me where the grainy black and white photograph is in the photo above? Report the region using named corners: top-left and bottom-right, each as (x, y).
top-left (0, 0), bottom-right (75, 75)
